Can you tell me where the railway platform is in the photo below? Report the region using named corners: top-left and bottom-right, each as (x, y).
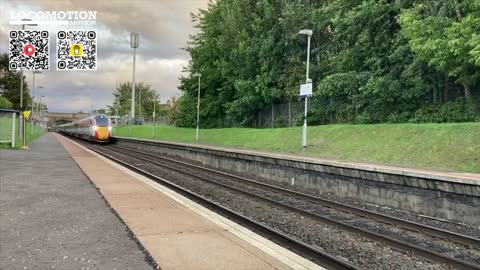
top-left (1, 133), bottom-right (323, 270)
top-left (0, 133), bottom-right (154, 270)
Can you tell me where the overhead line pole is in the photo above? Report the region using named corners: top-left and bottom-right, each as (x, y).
top-left (31, 71), bottom-right (41, 134)
top-left (19, 19), bottom-right (38, 147)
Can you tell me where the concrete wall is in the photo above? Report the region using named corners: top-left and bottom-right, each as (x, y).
top-left (115, 138), bottom-right (480, 226)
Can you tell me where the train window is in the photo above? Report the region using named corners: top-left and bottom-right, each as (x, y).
top-left (94, 115), bottom-right (110, 127)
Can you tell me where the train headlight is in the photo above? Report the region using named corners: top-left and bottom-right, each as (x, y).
top-left (108, 126), bottom-right (112, 131)
top-left (93, 125), bottom-right (98, 131)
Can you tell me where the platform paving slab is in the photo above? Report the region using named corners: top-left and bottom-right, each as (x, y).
top-left (0, 133), bottom-right (154, 270)
top-left (57, 134), bottom-right (323, 270)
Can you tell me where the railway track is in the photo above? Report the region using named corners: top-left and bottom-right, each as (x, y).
top-left (80, 142), bottom-right (360, 270)
top-left (111, 145), bottom-right (478, 248)
top-left (77, 139), bottom-right (480, 270)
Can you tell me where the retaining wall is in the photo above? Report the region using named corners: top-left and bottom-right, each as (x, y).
top-left (114, 137), bottom-right (480, 226)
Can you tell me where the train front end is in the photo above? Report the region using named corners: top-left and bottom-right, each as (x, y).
top-left (92, 114), bottom-right (112, 143)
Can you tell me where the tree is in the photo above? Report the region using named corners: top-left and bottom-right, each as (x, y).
top-left (0, 53), bottom-right (31, 110)
top-left (178, 0), bottom-right (324, 127)
top-left (0, 96), bottom-right (13, 109)
top-left (167, 96), bottom-right (180, 124)
top-left (400, 0), bottom-right (480, 101)
top-left (93, 109), bottom-right (106, 115)
top-left (107, 82), bottom-right (160, 117)
top-left (177, 0), bottom-right (479, 127)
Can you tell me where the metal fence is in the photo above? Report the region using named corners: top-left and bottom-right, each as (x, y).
top-left (115, 115), bottom-right (172, 126)
top-left (252, 97), bottom-right (337, 128)
top-left (255, 101), bottom-right (306, 128)
top-left (113, 85), bottom-right (480, 129)
top-left (0, 110), bottom-right (16, 147)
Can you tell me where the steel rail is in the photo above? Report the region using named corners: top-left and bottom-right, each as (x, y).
top-left (111, 144), bottom-right (480, 248)
top-left (82, 143), bottom-right (361, 270)
top-left (106, 145), bottom-right (479, 270)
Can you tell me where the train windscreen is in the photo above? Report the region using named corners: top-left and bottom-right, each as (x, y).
top-left (94, 115), bottom-right (110, 127)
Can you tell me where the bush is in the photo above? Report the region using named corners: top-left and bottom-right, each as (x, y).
top-left (293, 114), bottom-right (305, 127)
top-left (387, 112), bottom-right (413, 123)
top-left (412, 98), bottom-right (479, 123)
top-left (273, 117), bottom-right (288, 128)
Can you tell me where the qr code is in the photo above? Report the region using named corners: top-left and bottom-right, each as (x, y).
top-left (57, 31), bottom-right (97, 70)
top-left (9, 31), bottom-right (50, 70)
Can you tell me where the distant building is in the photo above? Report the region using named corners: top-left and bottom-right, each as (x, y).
top-left (109, 115), bottom-right (121, 126)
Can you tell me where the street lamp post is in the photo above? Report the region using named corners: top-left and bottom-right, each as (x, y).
top-left (193, 73), bottom-right (202, 142)
top-left (153, 94), bottom-right (157, 124)
top-left (299, 29), bottom-right (313, 151)
top-left (19, 19), bottom-right (38, 147)
top-left (139, 87), bottom-right (142, 122)
top-left (153, 94), bottom-right (158, 138)
top-left (130, 33), bottom-right (139, 124)
top-left (39, 95), bottom-right (45, 130)
top-left (36, 86), bottom-right (43, 118)
top-left (31, 71), bottom-right (41, 133)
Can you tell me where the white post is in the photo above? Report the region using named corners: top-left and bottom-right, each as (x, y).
top-left (302, 34), bottom-right (311, 151)
top-left (11, 112), bottom-right (16, 148)
top-left (23, 116), bottom-right (26, 146)
top-left (193, 73), bottom-right (202, 141)
top-left (153, 95), bottom-right (156, 138)
top-left (139, 87), bottom-right (142, 123)
top-left (196, 75), bottom-right (201, 142)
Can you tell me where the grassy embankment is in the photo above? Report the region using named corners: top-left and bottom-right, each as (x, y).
top-left (113, 123), bottom-right (480, 173)
top-left (0, 118), bottom-right (45, 149)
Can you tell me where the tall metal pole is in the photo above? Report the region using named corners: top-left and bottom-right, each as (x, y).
top-left (39, 96), bottom-right (44, 130)
top-left (131, 46), bottom-right (136, 123)
top-left (19, 24), bottom-right (25, 141)
top-left (130, 33), bottom-right (139, 124)
top-left (31, 72), bottom-right (35, 134)
top-left (195, 74), bottom-right (201, 142)
top-left (153, 95), bottom-right (156, 124)
top-left (153, 95), bottom-right (156, 138)
top-left (36, 86), bottom-right (43, 119)
top-left (302, 34), bottom-right (311, 151)
top-left (139, 85), bottom-right (142, 122)
top-left (18, 19), bottom-right (37, 145)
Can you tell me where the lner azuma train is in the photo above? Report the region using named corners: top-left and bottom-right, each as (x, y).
top-left (55, 114), bottom-right (112, 143)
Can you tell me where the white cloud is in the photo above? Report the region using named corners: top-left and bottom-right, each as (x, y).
top-left (0, 0), bottom-right (208, 112)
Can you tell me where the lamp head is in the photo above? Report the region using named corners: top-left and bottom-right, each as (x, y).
top-left (298, 29), bottom-right (313, 36)
top-left (130, 32), bottom-right (139, 48)
top-left (193, 73), bottom-right (202, 78)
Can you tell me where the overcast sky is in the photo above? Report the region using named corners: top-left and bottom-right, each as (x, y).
top-left (0, 0), bottom-right (208, 112)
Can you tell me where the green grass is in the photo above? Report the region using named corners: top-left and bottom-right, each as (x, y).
top-left (0, 118), bottom-right (46, 149)
top-left (115, 123), bottom-right (480, 173)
